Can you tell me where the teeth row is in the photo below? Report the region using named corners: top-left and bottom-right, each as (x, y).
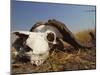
top-left (31, 59), bottom-right (44, 66)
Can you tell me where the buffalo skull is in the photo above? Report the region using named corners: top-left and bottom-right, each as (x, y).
top-left (12, 19), bottom-right (92, 66)
top-left (13, 30), bottom-right (57, 66)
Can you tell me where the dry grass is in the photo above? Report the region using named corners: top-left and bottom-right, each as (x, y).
top-left (11, 29), bottom-right (96, 74)
top-left (74, 29), bottom-right (95, 44)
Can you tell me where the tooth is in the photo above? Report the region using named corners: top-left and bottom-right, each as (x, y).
top-left (31, 60), bottom-right (34, 65)
top-left (35, 60), bottom-right (40, 66)
top-left (35, 60), bottom-right (38, 66)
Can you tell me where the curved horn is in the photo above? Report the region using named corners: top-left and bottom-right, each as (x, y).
top-left (30, 22), bottom-right (45, 32)
top-left (13, 31), bottom-right (35, 37)
top-left (45, 19), bottom-right (92, 49)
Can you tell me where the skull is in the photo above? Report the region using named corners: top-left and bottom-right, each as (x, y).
top-left (13, 30), bottom-right (57, 66)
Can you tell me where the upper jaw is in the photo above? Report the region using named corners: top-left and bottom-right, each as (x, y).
top-left (26, 51), bottom-right (49, 66)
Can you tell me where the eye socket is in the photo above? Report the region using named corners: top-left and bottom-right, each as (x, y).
top-left (46, 32), bottom-right (55, 42)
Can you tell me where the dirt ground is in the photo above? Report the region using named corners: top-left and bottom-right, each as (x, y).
top-left (11, 30), bottom-right (96, 74)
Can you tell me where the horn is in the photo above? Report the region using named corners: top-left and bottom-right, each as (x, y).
top-left (46, 19), bottom-right (92, 49)
top-left (13, 31), bottom-right (32, 35)
top-left (30, 22), bottom-right (45, 32)
top-left (13, 31), bottom-right (34, 37)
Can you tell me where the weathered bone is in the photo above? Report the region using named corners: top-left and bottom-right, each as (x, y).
top-left (13, 31), bottom-right (55, 66)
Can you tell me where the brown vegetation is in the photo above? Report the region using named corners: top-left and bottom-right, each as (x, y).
top-left (11, 29), bottom-right (96, 74)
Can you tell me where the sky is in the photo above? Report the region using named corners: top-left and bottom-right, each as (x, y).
top-left (11, 0), bottom-right (96, 32)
